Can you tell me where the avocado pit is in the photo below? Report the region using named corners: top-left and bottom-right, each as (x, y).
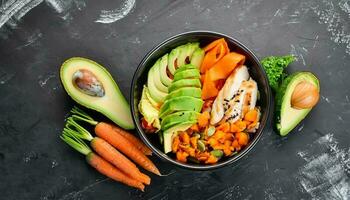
top-left (291, 81), bottom-right (319, 109)
top-left (72, 69), bottom-right (105, 97)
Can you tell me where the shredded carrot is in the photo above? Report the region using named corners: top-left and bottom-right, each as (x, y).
top-left (236, 132), bottom-right (249, 146)
top-left (198, 111), bottom-right (210, 128)
top-left (244, 109), bottom-right (258, 122)
top-left (217, 122), bottom-right (230, 132)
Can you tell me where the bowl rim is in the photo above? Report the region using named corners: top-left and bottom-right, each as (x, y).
top-left (130, 30), bottom-right (271, 170)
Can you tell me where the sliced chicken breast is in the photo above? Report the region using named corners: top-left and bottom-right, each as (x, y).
top-left (210, 65), bottom-right (249, 125)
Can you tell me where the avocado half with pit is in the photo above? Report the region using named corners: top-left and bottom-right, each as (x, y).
top-left (276, 71), bottom-right (320, 136)
top-left (60, 57), bottom-right (134, 130)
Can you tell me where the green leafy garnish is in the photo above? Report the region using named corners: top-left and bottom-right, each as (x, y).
top-left (261, 55), bottom-right (295, 92)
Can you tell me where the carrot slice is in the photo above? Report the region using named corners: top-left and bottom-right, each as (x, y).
top-left (203, 38), bottom-right (229, 53)
top-left (201, 43), bottom-right (227, 73)
top-left (201, 52), bottom-right (245, 100)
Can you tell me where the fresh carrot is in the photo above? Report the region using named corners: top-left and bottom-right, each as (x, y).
top-left (95, 122), bottom-right (161, 176)
top-left (69, 107), bottom-right (160, 175)
top-left (110, 126), bottom-right (152, 156)
top-left (60, 130), bottom-right (145, 191)
top-left (87, 152), bottom-right (145, 191)
top-left (64, 118), bottom-right (151, 185)
top-left (70, 107), bottom-right (152, 156)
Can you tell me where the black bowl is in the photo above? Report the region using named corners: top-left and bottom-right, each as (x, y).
top-left (130, 31), bottom-right (271, 170)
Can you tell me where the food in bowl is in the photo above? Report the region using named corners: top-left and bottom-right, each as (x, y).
top-left (138, 38), bottom-right (261, 164)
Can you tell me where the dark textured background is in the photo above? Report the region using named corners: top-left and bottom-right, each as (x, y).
top-left (0, 0), bottom-right (349, 199)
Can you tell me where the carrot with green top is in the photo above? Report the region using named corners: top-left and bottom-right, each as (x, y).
top-left (70, 107), bottom-right (152, 156)
top-left (60, 130), bottom-right (145, 191)
top-left (70, 107), bottom-right (161, 176)
top-left (64, 118), bottom-right (151, 185)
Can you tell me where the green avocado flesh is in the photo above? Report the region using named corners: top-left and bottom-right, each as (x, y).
top-left (163, 123), bottom-right (194, 153)
top-left (276, 72), bottom-right (320, 136)
top-left (190, 48), bottom-right (205, 68)
top-left (175, 64), bottom-right (197, 73)
top-left (173, 69), bottom-right (200, 82)
top-left (159, 96), bottom-right (203, 119)
top-left (167, 48), bottom-right (180, 75)
top-left (60, 57), bottom-right (134, 130)
top-left (139, 43), bottom-right (204, 153)
top-left (165, 87), bottom-right (201, 100)
top-left (147, 64), bottom-right (167, 103)
top-left (168, 79), bottom-right (201, 93)
top-left (159, 54), bottom-right (172, 86)
top-left (139, 86), bottom-right (161, 130)
top-left (151, 61), bottom-right (168, 93)
top-left (161, 111), bottom-right (199, 131)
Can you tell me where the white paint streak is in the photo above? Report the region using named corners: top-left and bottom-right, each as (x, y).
top-left (38, 74), bottom-right (56, 87)
top-left (0, 0), bottom-right (43, 28)
top-left (298, 123), bottom-right (304, 132)
top-left (339, 0), bottom-right (350, 17)
top-left (0, 70), bottom-right (15, 85)
top-left (321, 95), bottom-right (331, 104)
top-left (310, 0), bottom-right (350, 55)
top-left (297, 133), bottom-right (350, 199)
top-left (16, 30), bottom-right (42, 49)
top-left (95, 0), bottom-right (135, 24)
top-left (45, 0), bottom-right (86, 21)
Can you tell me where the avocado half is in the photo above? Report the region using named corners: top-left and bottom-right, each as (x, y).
top-left (276, 71), bottom-right (320, 136)
top-left (60, 57), bottom-right (134, 129)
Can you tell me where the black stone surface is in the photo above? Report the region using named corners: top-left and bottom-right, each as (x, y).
top-left (0, 0), bottom-right (349, 199)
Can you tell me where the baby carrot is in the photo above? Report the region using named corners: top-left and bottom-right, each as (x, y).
top-left (64, 118), bottom-right (150, 185)
top-left (60, 130), bottom-right (145, 191)
top-left (70, 107), bottom-right (152, 156)
top-left (110, 126), bottom-right (152, 156)
top-left (95, 122), bottom-right (161, 176)
top-left (69, 107), bottom-right (160, 175)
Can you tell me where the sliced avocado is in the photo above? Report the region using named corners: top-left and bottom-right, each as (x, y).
top-left (276, 72), bottom-right (320, 136)
top-left (163, 123), bottom-right (195, 153)
top-left (138, 86), bottom-right (161, 131)
top-left (158, 54), bottom-right (173, 86)
top-left (151, 60), bottom-right (168, 93)
top-left (60, 57), bottom-right (134, 129)
top-left (167, 48), bottom-right (180, 75)
top-left (190, 48), bottom-right (205, 68)
top-left (177, 43), bottom-right (199, 67)
top-left (159, 96), bottom-right (203, 118)
top-left (161, 111), bottom-right (199, 131)
top-left (175, 64), bottom-right (197, 74)
top-left (168, 79), bottom-right (201, 93)
top-left (173, 69), bottom-right (200, 82)
top-left (165, 87), bottom-right (201, 100)
top-left (144, 86), bottom-right (160, 109)
top-left (147, 64), bottom-right (167, 103)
